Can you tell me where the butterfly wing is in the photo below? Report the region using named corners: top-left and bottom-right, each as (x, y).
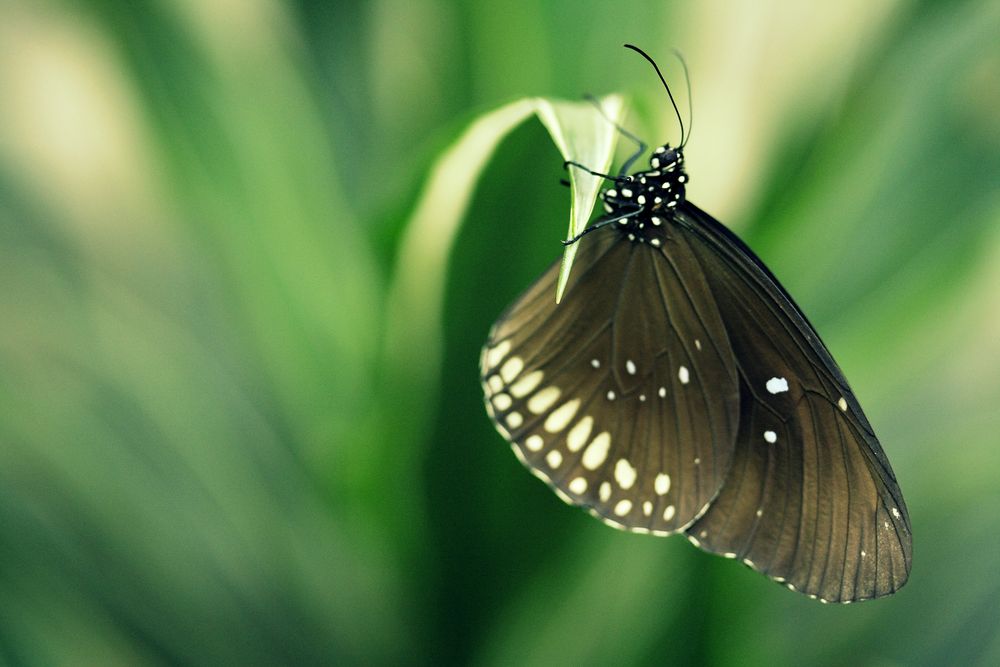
top-left (482, 227), bottom-right (740, 533)
top-left (675, 203), bottom-right (912, 602)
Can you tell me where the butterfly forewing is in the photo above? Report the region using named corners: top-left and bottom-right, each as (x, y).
top-left (677, 204), bottom-right (912, 602)
top-left (482, 228), bottom-right (740, 533)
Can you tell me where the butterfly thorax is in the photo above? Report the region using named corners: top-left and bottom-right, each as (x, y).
top-left (598, 145), bottom-right (687, 247)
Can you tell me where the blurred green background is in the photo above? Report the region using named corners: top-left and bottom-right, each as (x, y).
top-left (1, 0), bottom-right (999, 665)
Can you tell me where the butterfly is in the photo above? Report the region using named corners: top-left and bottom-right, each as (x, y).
top-left (479, 44), bottom-right (911, 603)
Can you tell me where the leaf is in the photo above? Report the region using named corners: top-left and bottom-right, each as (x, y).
top-left (385, 95), bottom-right (624, 408)
top-left (534, 95), bottom-right (625, 302)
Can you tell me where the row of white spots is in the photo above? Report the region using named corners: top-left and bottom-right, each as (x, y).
top-left (766, 376), bottom-right (789, 394)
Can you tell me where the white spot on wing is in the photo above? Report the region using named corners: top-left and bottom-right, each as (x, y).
top-left (582, 432), bottom-right (611, 470)
top-left (678, 366), bottom-right (690, 384)
top-left (695, 339), bottom-right (701, 351)
top-left (626, 359), bottom-right (636, 375)
top-left (493, 393), bottom-right (512, 411)
top-left (545, 450), bottom-right (563, 469)
top-left (590, 358), bottom-right (600, 368)
top-left (654, 473), bottom-right (671, 496)
top-left (891, 507), bottom-right (901, 520)
top-left (614, 459), bottom-right (637, 489)
top-left (568, 477), bottom-right (587, 494)
top-left (487, 375), bottom-right (503, 393)
top-left (566, 415), bottom-right (593, 452)
top-left (606, 390), bottom-right (616, 401)
top-left (763, 430), bottom-right (777, 443)
top-left (766, 377), bottom-right (789, 394)
top-left (527, 386), bottom-right (561, 414)
top-left (506, 411), bottom-right (523, 428)
top-left (613, 499), bottom-right (633, 516)
top-left (599, 481), bottom-right (611, 502)
top-left (544, 398), bottom-right (581, 433)
top-left (838, 396), bottom-right (848, 411)
top-left (525, 435), bottom-right (544, 451)
top-left (658, 386), bottom-right (666, 398)
top-left (510, 370), bottom-right (543, 398)
top-left (643, 501), bottom-right (653, 516)
top-left (663, 504), bottom-right (675, 521)
top-left (486, 340), bottom-right (510, 368)
top-left (500, 356), bottom-right (524, 382)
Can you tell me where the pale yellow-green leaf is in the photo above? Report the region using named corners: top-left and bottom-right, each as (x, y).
top-left (386, 95), bottom-right (624, 397)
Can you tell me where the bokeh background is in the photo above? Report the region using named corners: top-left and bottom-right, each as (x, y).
top-left (1, 1), bottom-right (999, 665)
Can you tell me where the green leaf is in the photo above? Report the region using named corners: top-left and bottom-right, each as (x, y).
top-left (385, 94), bottom-right (624, 412)
top-left (533, 95), bottom-right (625, 302)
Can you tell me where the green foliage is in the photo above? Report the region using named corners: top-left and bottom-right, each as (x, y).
top-left (0, 1), bottom-right (998, 665)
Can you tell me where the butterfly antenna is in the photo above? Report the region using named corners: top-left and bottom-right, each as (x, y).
top-left (623, 43), bottom-right (685, 147)
top-left (671, 49), bottom-right (693, 148)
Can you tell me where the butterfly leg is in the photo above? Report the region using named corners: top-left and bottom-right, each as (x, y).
top-left (561, 206), bottom-right (642, 245)
top-left (563, 160), bottom-right (630, 182)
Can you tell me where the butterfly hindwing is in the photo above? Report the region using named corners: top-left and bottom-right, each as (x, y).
top-left (676, 203), bottom-right (912, 602)
top-left (482, 226), bottom-right (740, 533)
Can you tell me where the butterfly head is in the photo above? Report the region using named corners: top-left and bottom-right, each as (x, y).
top-left (649, 144), bottom-right (683, 172)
